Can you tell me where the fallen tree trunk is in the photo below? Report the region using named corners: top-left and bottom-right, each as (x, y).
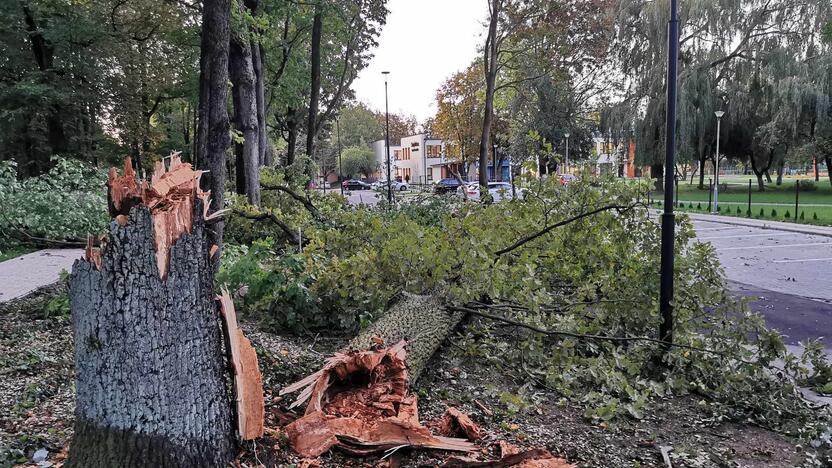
top-left (67, 157), bottom-right (262, 467)
top-left (346, 292), bottom-right (466, 382)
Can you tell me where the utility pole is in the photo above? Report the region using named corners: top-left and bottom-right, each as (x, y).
top-left (659, 0), bottom-right (679, 347)
top-left (382, 71), bottom-right (392, 204)
top-left (337, 115), bottom-right (343, 196)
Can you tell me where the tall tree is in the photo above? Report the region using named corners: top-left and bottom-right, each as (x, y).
top-left (435, 64), bottom-right (483, 169)
top-left (230, 0), bottom-right (261, 206)
top-left (196, 0), bottom-right (232, 262)
top-left (305, 2), bottom-right (323, 159)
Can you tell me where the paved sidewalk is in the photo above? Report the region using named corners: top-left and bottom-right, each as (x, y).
top-left (0, 249), bottom-right (83, 303)
top-left (685, 212), bottom-right (832, 239)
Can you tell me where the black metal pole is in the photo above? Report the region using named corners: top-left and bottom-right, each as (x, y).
top-left (795, 180), bottom-right (799, 219)
top-left (659, 0), bottom-right (679, 347)
top-left (383, 72), bottom-right (392, 204)
top-left (747, 179), bottom-right (751, 216)
top-left (493, 144), bottom-right (497, 182)
top-left (337, 116), bottom-right (344, 196)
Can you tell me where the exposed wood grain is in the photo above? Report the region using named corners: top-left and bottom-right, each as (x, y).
top-left (217, 289), bottom-right (264, 440)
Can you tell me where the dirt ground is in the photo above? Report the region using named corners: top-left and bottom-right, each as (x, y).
top-left (0, 286), bottom-right (816, 468)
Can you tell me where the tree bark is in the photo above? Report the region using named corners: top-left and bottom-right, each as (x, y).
top-left (346, 293), bottom-right (466, 383)
top-left (478, 0), bottom-right (500, 189)
top-left (196, 0), bottom-right (232, 267)
top-left (651, 163), bottom-right (664, 191)
top-left (253, 41), bottom-right (269, 167)
top-left (286, 106), bottom-right (298, 165)
top-left (67, 202), bottom-right (234, 467)
top-left (306, 3), bottom-right (323, 159)
top-left (826, 156), bottom-right (832, 188)
top-left (229, 10), bottom-right (261, 206)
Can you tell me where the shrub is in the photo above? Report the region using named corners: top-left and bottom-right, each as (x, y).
top-left (717, 205), bottom-right (722, 212)
top-left (760, 208), bottom-right (766, 217)
top-left (736, 206), bottom-right (742, 215)
top-left (772, 209), bottom-right (778, 217)
top-left (814, 212), bottom-right (819, 220)
top-left (746, 209), bottom-right (752, 217)
top-left (799, 180), bottom-right (817, 192)
top-left (785, 210), bottom-right (791, 218)
top-left (697, 202), bottom-right (702, 210)
top-left (689, 202), bottom-right (694, 209)
top-left (800, 211), bottom-right (805, 221)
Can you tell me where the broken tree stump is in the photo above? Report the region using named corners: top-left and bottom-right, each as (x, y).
top-left (67, 157), bottom-right (242, 467)
top-left (281, 341), bottom-right (474, 458)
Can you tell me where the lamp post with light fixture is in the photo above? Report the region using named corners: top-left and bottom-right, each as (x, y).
top-left (712, 110), bottom-right (725, 214)
top-left (564, 132), bottom-right (570, 173)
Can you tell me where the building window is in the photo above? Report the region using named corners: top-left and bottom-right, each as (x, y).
top-left (427, 145), bottom-right (441, 157)
top-left (394, 149), bottom-right (401, 160)
top-left (401, 147), bottom-right (411, 160)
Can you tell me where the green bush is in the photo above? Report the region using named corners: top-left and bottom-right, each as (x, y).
top-left (688, 202), bottom-right (694, 209)
top-left (0, 158), bottom-right (109, 248)
top-left (760, 208), bottom-right (766, 217)
top-left (746, 209), bottom-right (752, 217)
top-left (736, 206), bottom-right (742, 214)
top-left (717, 205), bottom-right (722, 212)
top-left (814, 212), bottom-right (819, 220)
top-left (697, 202), bottom-right (702, 210)
top-left (799, 180), bottom-right (817, 192)
top-left (785, 210), bottom-right (791, 218)
top-left (772, 209), bottom-right (778, 217)
top-left (800, 211), bottom-right (805, 221)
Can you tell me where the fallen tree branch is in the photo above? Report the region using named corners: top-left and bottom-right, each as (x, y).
top-left (449, 305), bottom-right (754, 363)
top-left (261, 183), bottom-right (321, 219)
top-left (232, 208), bottom-right (305, 246)
top-left (494, 203), bottom-right (644, 256)
top-left (4, 222), bottom-right (87, 248)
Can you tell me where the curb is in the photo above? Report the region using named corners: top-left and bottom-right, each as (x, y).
top-left (685, 212), bottom-right (832, 239)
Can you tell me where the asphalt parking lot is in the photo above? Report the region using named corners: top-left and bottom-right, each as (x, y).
top-left (692, 219), bottom-right (832, 348)
top-left (692, 219), bottom-right (832, 301)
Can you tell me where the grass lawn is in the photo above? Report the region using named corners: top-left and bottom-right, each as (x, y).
top-left (645, 176), bottom-right (832, 225)
top-left (675, 176), bottom-right (832, 205)
top-left (0, 245), bottom-right (35, 263)
top-left (652, 199), bottom-right (832, 226)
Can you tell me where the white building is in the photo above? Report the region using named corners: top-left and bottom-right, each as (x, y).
top-left (372, 134), bottom-right (475, 184)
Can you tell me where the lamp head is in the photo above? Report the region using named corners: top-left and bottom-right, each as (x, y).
top-left (564, 132), bottom-right (570, 138)
top-left (715, 110), bottom-right (725, 119)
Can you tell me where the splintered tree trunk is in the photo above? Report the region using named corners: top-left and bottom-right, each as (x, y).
top-left (67, 159), bottom-right (235, 467)
top-left (346, 293), bottom-right (466, 382)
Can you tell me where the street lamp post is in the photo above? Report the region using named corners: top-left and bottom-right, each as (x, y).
top-left (564, 132), bottom-right (570, 174)
top-left (659, 0), bottom-right (680, 347)
top-left (493, 143), bottom-right (498, 181)
top-left (382, 71), bottom-right (392, 204)
top-left (337, 115), bottom-right (344, 196)
top-left (712, 110), bottom-right (725, 214)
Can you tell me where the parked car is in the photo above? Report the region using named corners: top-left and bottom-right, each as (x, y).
top-left (559, 174), bottom-right (578, 185)
top-left (434, 178), bottom-right (467, 194)
top-left (458, 182), bottom-right (521, 202)
top-left (342, 179), bottom-right (372, 190)
top-left (373, 180), bottom-right (409, 192)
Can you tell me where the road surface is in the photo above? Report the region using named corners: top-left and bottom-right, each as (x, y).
top-left (692, 218), bottom-right (832, 349)
top-left (0, 249), bottom-right (82, 303)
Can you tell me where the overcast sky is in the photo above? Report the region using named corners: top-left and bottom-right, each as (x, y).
top-left (351, 0), bottom-right (486, 123)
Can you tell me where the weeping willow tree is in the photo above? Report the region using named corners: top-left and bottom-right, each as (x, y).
top-left (602, 0), bottom-right (831, 191)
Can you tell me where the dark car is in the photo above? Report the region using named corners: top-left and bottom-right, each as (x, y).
top-left (342, 179), bottom-right (371, 191)
top-left (434, 178), bottom-right (466, 194)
